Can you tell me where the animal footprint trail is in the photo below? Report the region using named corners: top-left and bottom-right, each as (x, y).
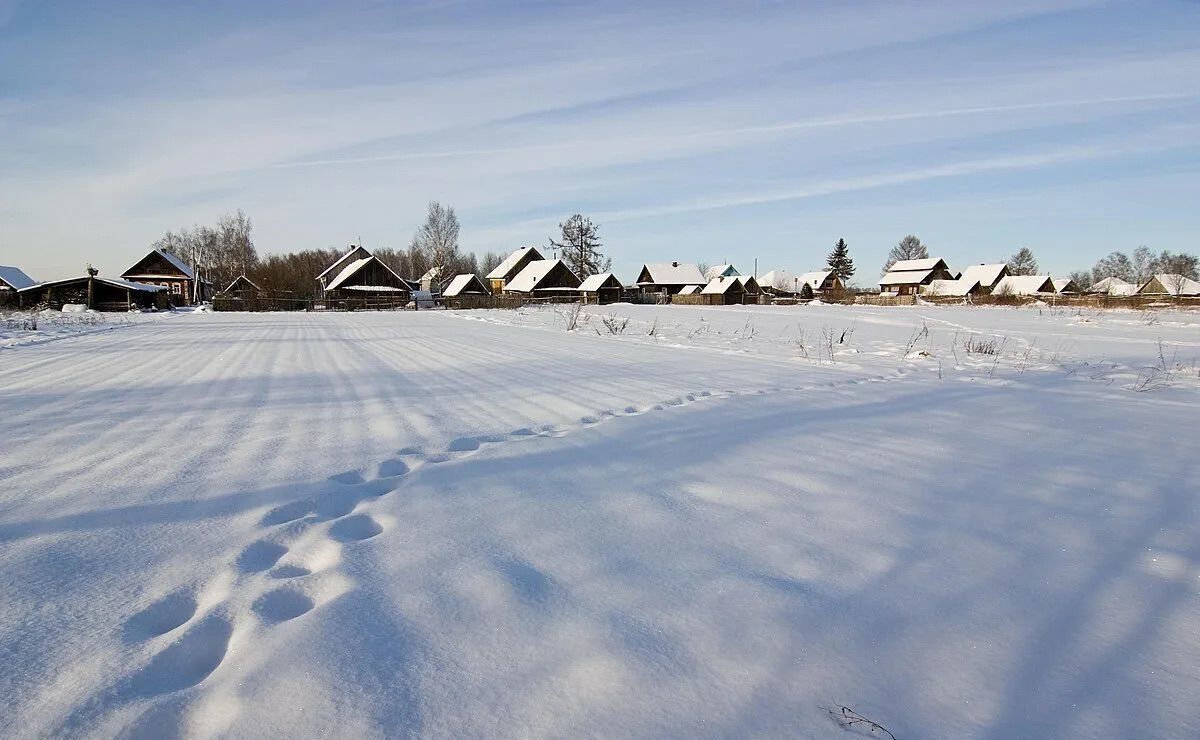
top-left (123, 589), bottom-right (199, 644)
top-left (329, 514), bottom-right (383, 543)
top-left (123, 615), bottom-right (233, 699)
top-left (253, 588), bottom-right (316, 624)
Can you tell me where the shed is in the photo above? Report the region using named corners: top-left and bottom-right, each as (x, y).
top-left (676, 285), bottom-right (702, 295)
top-left (1137, 274), bottom-right (1200, 297)
top-left (17, 275), bottom-right (167, 311)
top-left (879, 258), bottom-right (954, 295)
top-left (504, 259), bottom-right (581, 295)
top-left (578, 272), bottom-right (621, 304)
top-left (486, 246), bottom-right (545, 293)
top-left (443, 274), bottom-right (491, 297)
top-left (122, 248), bottom-right (211, 305)
top-left (635, 262), bottom-right (707, 295)
top-left (958, 264), bottom-right (1010, 294)
top-left (993, 275), bottom-right (1054, 296)
top-left (700, 275), bottom-right (749, 305)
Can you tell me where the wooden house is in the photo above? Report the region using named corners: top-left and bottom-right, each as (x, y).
top-left (757, 270), bottom-right (798, 295)
top-left (635, 262), bottom-right (707, 295)
top-left (921, 278), bottom-right (982, 297)
top-left (992, 275), bottom-right (1054, 296)
top-left (0, 265), bottom-right (37, 306)
top-left (958, 264), bottom-right (1009, 294)
top-left (797, 270), bottom-right (843, 294)
top-left (1088, 276), bottom-right (1136, 295)
top-left (578, 272), bottom-right (622, 304)
top-left (700, 275), bottom-right (749, 305)
top-left (486, 246), bottom-right (545, 293)
top-left (17, 274), bottom-right (168, 311)
top-left (1049, 277), bottom-right (1081, 294)
top-left (703, 264), bottom-right (739, 281)
top-left (322, 250), bottom-right (411, 306)
top-left (221, 275), bottom-right (262, 295)
top-left (879, 258), bottom-right (954, 296)
top-left (1137, 274), bottom-right (1200, 297)
top-left (732, 274), bottom-right (761, 297)
top-left (503, 259), bottom-right (581, 296)
top-left (316, 245), bottom-right (372, 297)
top-left (122, 248), bottom-right (211, 305)
top-left (443, 274), bottom-right (491, 297)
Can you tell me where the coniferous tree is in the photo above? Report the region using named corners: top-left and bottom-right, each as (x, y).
top-left (826, 238), bottom-right (855, 281)
top-left (1006, 247), bottom-right (1039, 276)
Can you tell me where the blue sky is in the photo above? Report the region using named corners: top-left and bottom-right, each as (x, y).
top-left (2, 0), bottom-right (1198, 282)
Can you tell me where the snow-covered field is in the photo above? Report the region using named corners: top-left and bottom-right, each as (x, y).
top-left (1, 304), bottom-right (1197, 739)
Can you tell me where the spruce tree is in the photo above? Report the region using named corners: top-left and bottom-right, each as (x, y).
top-left (826, 238), bottom-right (855, 281)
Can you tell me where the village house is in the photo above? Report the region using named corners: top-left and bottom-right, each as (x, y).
top-left (757, 270), bottom-right (798, 295)
top-left (1050, 277), bottom-right (1081, 294)
top-left (797, 270), bottom-right (844, 294)
top-left (703, 264), bottom-right (739, 281)
top-left (17, 272), bottom-right (167, 311)
top-left (1137, 274), bottom-right (1200, 297)
top-left (486, 246), bottom-right (544, 293)
top-left (122, 248), bottom-right (211, 305)
top-left (957, 263), bottom-right (1010, 294)
top-left (316, 245), bottom-right (372, 297)
top-left (221, 275), bottom-right (262, 295)
top-left (1088, 276), bottom-right (1135, 296)
top-left (0, 265), bottom-right (37, 306)
top-left (732, 274), bottom-right (761, 298)
top-left (578, 272), bottom-right (622, 305)
top-left (319, 248), bottom-right (412, 306)
top-left (921, 278), bottom-right (982, 297)
top-left (993, 275), bottom-right (1054, 296)
top-left (878, 258), bottom-right (955, 295)
top-left (635, 262), bottom-right (707, 295)
top-left (442, 274), bottom-right (491, 298)
top-left (503, 259), bottom-right (581, 297)
top-left (700, 275), bottom-right (751, 305)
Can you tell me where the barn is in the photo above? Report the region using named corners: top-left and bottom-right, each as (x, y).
top-left (578, 272), bottom-right (622, 304)
top-left (503, 259), bottom-right (581, 297)
top-left (635, 262), bottom-right (707, 295)
top-left (122, 248), bottom-right (211, 305)
top-left (17, 274), bottom-right (168, 311)
top-left (486, 246), bottom-right (545, 293)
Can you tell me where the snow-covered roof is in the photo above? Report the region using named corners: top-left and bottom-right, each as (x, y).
top-left (1050, 277), bottom-right (1080, 293)
top-left (578, 272), bottom-right (617, 292)
top-left (703, 264), bottom-right (739, 280)
top-left (317, 246), bottom-right (371, 281)
top-left (20, 275), bottom-right (166, 293)
top-left (0, 265), bottom-right (37, 290)
top-left (1089, 276), bottom-right (1133, 293)
top-left (676, 285), bottom-right (701, 295)
top-left (419, 266), bottom-right (442, 282)
top-left (797, 270), bottom-right (834, 290)
top-left (922, 278), bottom-right (980, 297)
top-left (701, 276), bottom-right (743, 294)
top-left (638, 262), bottom-right (706, 286)
top-left (993, 275), bottom-right (1053, 295)
top-left (340, 284), bottom-right (407, 292)
top-left (325, 256), bottom-right (405, 292)
top-left (758, 270), bottom-right (797, 290)
top-left (889, 258), bottom-right (944, 272)
top-left (443, 274), bottom-right (489, 297)
top-left (879, 268), bottom-right (934, 286)
top-left (221, 275), bottom-right (261, 293)
top-left (959, 263), bottom-right (1008, 287)
top-left (732, 275), bottom-right (757, 287)
top-left (487, 246), bottom-right (543, 280)
top-left (506, 259), bottom-right (577, 293)
top-left (1141, 274), bottom-right (1200, 296)
top-left (1108, 283), bottom-right (1139, 296)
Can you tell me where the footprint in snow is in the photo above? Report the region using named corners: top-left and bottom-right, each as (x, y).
top-left (329, 470), bottom-right (366, 485)
top-left (269, 564), bottom-right (312, 579)
top-left (236, 540), bottom-right (288, 574)
top-left (122, 588), bottom-right (198, 643)
top-left (329, 514), bottom-right (383, 543)
top-left (123, 615), bottom-right (232, 699)
top-left (376, 458), bottom-right (410, 478)
top-left (260, 499), bottom-right (313, 527)
top-left (253, 588), bottom-right (315, 624)
top-left (447, 436), bottom-right (481, 452)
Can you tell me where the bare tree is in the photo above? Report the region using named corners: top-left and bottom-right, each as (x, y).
top-left (883, 234), bottom-right (928, 272)
top-left (479, 251), bottom-right (503, 276)
top-left (1150, 250), bottom-right (1199, 280)
top-left (1092, 251), bottom-right (1134, 283)
top-left (1006, 247), bottom-right (1039, 276)
top-left (1068, 269), bottom-right (1093, 291)
top-left (1131, 245), bottom-right (1156, 282)
top-left (412, 201), bottom-right (461, 273)
top-left (550, 214), bottom-right (610, 277)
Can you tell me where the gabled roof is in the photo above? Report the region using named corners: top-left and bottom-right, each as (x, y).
top-left (797, 270), bottom-right (834, 290)
top-left (325, 256), bottom-right (406, 292)
top-left (959, 263), bottom-right (1008, 287)
top-left (676, 285), bottom-right (701, 295)
top-left (758, 270), bottom-right (797, 290)
top-left (1089, 276), bottom-right (1133, 293)
top-left (889, 258), bottom-right (947, 272)
top-left (487, 246), bottom-right (544, 280)
top-left (578, 272), bottom-right (619, 292)
top-left (922, 278), bottom-right (980, 297)
top-left (0, 265), bottom-right (37, 290)
top-left (20, 275), bottom-right (166, 293)
top-left (638, 262), bottom-right (706, 286)
top-left (443, 273), bottom-right (490, 297)
top-left (703, 264), bottom-right (739, 280)
top-left (123, 249), bottom-right (197, 280)
top-left (880, 269), bottom-right (934, 286)
top-left (317, 245), bottom-right (372, 282)
top-left (1140, 274), bottom-right (1200, 296)
top-left (732, 275), bottom-right (759, 290)
top-left (505, 259), bottom-right (580, 293)
top-left (1050, 277), bottom-right (1080, 293)
top-left (701, 275), bottom-right (744, 294)
top-left (994, 275), bottom-right (1054, 295)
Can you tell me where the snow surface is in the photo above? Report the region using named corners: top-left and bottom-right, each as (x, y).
top-left (2, 303), bottom-right (1199, 739)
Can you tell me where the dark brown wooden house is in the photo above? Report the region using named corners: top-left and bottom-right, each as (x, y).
top-left (503, 259), bottom-right (581, 296)
top-left (879, 258), bottom-right (955, 296)
top-left (322, 253), bottom-right (411, 308)
top-left (122, 249), bottom-right (210, 305)
top-left (578, 272), bottom-right (621, 304)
